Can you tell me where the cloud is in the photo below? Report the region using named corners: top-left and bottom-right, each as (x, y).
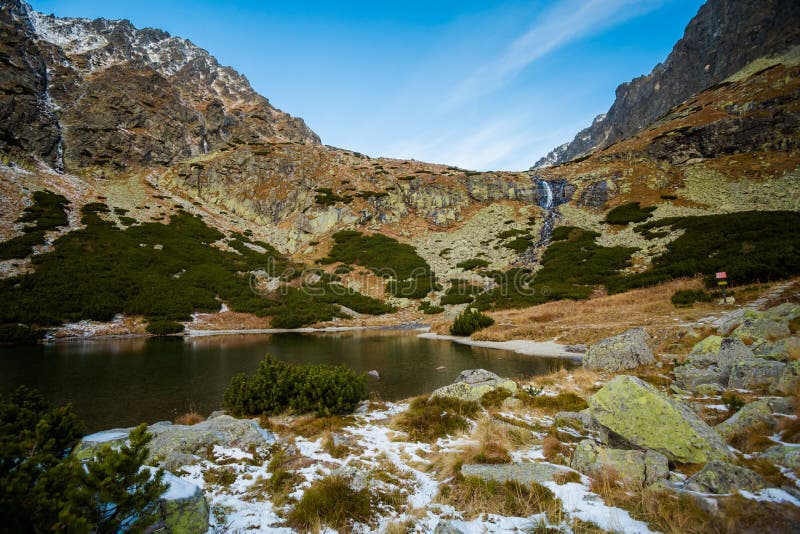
top-left (445, 0), bottom-right (666, 109)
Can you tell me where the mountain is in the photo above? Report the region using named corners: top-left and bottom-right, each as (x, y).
top-left (1, 0), bottom-right (318, 173)
top-left (532, 0), bottom-right (800, 169)
top-left (0, 0), bottom-right (798, 340)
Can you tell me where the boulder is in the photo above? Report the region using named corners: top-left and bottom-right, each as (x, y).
top-left (772, 360), bottom-right (800, 395)
top-left (755, 337), bottom-right (800, 362)
top-left (587, 375), bottom-right (731, 463)
top-left (715, 338), bottom-right (756, 382)
top-left (684, 460), bottom-right (765, 494)
top-left (763, 303), bottom-right (800, 324)
top-left (158, 471), bottom-right (210, 534)
top-left (717, 311), bottom-right (746, 336)
top-left (732, 318), bottom-right (791, 346)
top-left (695, 383), bottom-right (724, 396)
top-left (430, 369), bottom-right (516, 401)
top-left (434, 521), bottom-right (467, 534)
top-left (460, 462), bottom-right (573, 486)
top-left (728, 359), bottom-right (786, 390)
top-left (570, 440), bottom-right (668, 486)
top-left (689, 335), bottom-right (723, 357)
top-left (674, 364), bottom-right (722, 392)
top-left (583, 327), bottom-right (655, 372)
top-left (74, 416), bottom-right (275, 467)
top-left (554, 410), bottom-right (599, 433)
top-left (761, 445), bottom-right (800, 469)
top-left (715, 398), bottom-right (778, 442)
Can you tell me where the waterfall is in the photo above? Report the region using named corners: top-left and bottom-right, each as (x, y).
top-left (517, 177), bottom-right (570, 264)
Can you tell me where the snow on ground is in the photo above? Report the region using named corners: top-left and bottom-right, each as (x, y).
top-left (163, 401), bottom-right (672, 533)
top-left (417, 333), bottom-right (583, 359)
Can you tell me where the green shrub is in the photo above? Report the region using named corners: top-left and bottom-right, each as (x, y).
top-left (671, 289), bottom-right (714, 307)
top-left (0, 190), bottom-right (69, 260)
top-left (145, 320), bottom-right (185, 336)
top-left (224, 354), bottom-right (367, 417)
top-left (450, 309), bottom-right (495, 336)
top-left (419, 300), bottom-right (445, 315)
top-left (0, 323), bottom-right (44, 344)
top-left (287, 475), bottom-right (373, 531)
top-left (722, 393), bottom-right (745, 413)
top-left (0, 387), bottom-right (164, 532)
top-left (314, 188), bottom-right (353, 205)
top-left (503, 236), bottom-right (533, 253)
top-left (604, 202), bottom-right (656, 225)
top-left (457, 258), bottom-right (490, 271)
top-left (393, 396), bottom-right (480, 442)
top-left (610, 211), bottom-right (800, 293)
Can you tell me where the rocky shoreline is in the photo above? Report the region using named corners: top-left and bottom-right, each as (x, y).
top-left (72, 298), bottom-right (800, 533)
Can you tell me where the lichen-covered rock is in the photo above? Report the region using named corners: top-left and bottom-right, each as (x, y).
top-left (430, 369), bottom-right (516, 401)
top-left (728, 359), bottom-right (786, 390)
top-left (461, 462), bottom-right (572, 486)
top-left (690, 335), bottom-right (723, 356)
top-left (715, 338), bottom-right (756, 382)
top-left (587, 375), bottom-right (731, 463)
top-left (584, 327), bottom-right (655, 371)
top-left (715, 398), bottom-right (779, 441)
top-left (761, 445), bottom-right (800, 469)
top-left (434, 521), bottom-right (467, 534)
top-left (732, 318), bottom-right (791, 345)
top-left (763, 303), bottom-right (800, 324)
top-left (772, 360), bottom-right (800, 395)
top-left (756, 337), bottom-right (800, 362)
top-left (570, 440), bottom-right (668, 486)
top-left (684, 460), bottom-right (765, 494)
top-left (694, 383), bottom-right (724, 396)
top-left (158, 472), bottom-right (210, 534)
top-left (674, 364), bottom-right (722, 392)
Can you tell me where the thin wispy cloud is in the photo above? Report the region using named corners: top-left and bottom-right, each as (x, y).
top-left (445, 0), bottom-right (666, 109)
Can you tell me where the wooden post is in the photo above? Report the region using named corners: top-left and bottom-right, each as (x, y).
top-left (716, 272), bottom-right (727, 301)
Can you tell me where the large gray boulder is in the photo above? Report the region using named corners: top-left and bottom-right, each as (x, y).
top-left (684, 460), bottom-right (765, 494)
top-left (715, 398), bottom-right (782, 442)
top-left (772, 360), bottom-right (800, 395)
top-left (674, 364), bottom-right (723, 392)
top-left (732, 317), bottom-right (791, 346)
top-left (728, 359), bottom-right (786, 390)
top-left (570, 439), bottom-right (668, 486)
top-left (587, 376), bottom-right (731, 463)
top-left (583, 328), bottom-right (655, 372)
top-left (755, 337), bottom-right (800, 362)
top-left (430, 369), bottom-right (516, 402)
top-left (460, 462), bottom-right (573, 486)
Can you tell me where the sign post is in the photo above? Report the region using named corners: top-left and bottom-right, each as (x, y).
top-left (716, 272), bottom-right (727, 301)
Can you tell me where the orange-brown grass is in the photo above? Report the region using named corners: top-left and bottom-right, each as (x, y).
top-left (527, 367), bottom-right (605, 396)
top-left (518, 391), bottom-right (588, 415)
top-left (542, 436), bottom-right (571, 464)
top-left (175, 411), bottom-right (205, 425)
top-left (553, 470), bottom-right (581, 485)
top-left (391, 396), bottom-right (480, 443)
top-left (471, 278), bottom-right (776, 349)
top-left (776, 402), bottom-right (800, 443)
top-left (265, 414), bottom-right (351, 439)
top-left (436, 475), bottom-right (562, 522)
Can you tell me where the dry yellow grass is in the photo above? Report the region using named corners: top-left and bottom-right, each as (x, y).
top-left (174, 411), bottom-right (205, 425)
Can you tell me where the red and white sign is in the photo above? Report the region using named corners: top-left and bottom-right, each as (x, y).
top-left (716, 272), bottom-right (727, 279)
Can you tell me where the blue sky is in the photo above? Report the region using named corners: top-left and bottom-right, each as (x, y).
top-left (30, 0), bottom-right (705, 171)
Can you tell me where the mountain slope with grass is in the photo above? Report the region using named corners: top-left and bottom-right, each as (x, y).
top-left (0, 0), bottom-right (799, 341)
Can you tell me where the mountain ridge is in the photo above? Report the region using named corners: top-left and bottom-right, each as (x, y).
top-left (532, 0), bottom-right (800, 169)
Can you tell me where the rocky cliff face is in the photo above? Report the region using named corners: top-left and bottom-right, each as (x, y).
top-left (532, 0), bottom-right (800, 168)
top-left (0, 0), bottom-right (319, 172)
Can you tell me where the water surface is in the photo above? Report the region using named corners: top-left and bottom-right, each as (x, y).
top-left (0, 330), bottom-right (574, 431)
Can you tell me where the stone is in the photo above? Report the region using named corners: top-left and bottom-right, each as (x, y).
top-left (756, 337), bottom-right (800, 362)
top-left (715, 398), bottom-right (778, 441)
top-left (732, 318), bottom-right (791, 345)
top-left (367, 370), bottom-right (380, 380)
top-left (501, 397), bottom-right (522, 410)
top-left (728, 359), bottom-right (786, 390)
top-left (587, 375), bottom-right (731, 463)
top-left (159, 451), bottom-right (200, 472)
top-left (717, 310), bottom-right (746, 336)
top-left (158, 472), bottom-right (210, 534)
top-left (684, 461), bottom-right (766, 494)
top-left (763, 303), bottom-right (800, 324)
top-left (689, 335), bottom-right (723, 357)
top-left (773, 360), bottom-right (800, 395)
top-left (554, 411), bottom-right (598, 432)
top-left (430, 369), bottom-right (517, 402)
top-left (761, 445), bottom-right (800, 469)
top-left (461, 462), bottom-right (571, 486)
top-left (570, 440), bottom-right (668, 486)
top-left (434, 521), bottom-right (467, 534)
top-left (674, 364), bottom-right (722, 392)
top-left (715, 338), bottom-right (756, 383)
top-left (583, 327), bottom-right (655, 372)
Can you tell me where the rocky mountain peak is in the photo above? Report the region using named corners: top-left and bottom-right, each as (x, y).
top-left (0, 0), bottom-right (319, 172)
top-left (532, 0), bottom-right (800, 169)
